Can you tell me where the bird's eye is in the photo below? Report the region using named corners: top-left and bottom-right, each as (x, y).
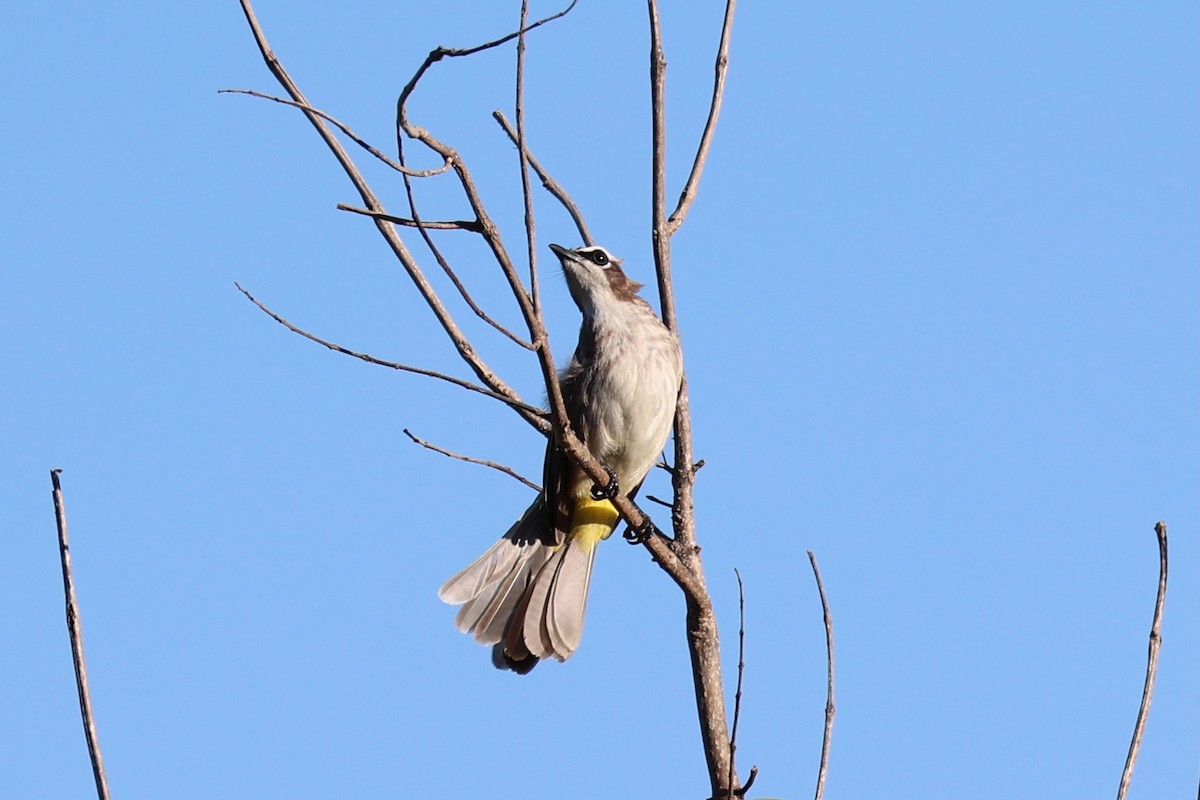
top-left (589, 250), bottom-right (610, 266)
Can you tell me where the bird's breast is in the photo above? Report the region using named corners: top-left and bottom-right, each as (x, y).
top-left (576, 316), bottom-right (682, 491)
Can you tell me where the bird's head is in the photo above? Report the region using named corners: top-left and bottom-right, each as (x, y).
top-left (549, 243), bottom-right (644, 316)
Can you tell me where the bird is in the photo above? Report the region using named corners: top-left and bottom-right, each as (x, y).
top-left (438, 242), bottom-right (683, 673)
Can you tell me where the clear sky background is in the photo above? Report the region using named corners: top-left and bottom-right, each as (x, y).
top-left (3, 3), bottom-right (1195, 798)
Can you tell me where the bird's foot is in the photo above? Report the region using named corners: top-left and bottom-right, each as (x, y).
top-left (623, 518), bottom-right (657, 545)
top-left (590, 466), bottom-right (620, 501)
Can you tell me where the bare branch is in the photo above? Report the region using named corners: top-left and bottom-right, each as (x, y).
top-left (666, 0), bottom-right (736, 235)
top-left (400, 0), bottom-right (577, 88)
top-left (220, 88), bottom-right (451, 178)
top-left (234, 282), bottom-right (548, 425)
top-left (647, 0), bottom-right (671, 329)
top-left (403, 428), bottom-right (540, 491)
top-left (728, 569), bottom-right (748, 798)
top-left (515, 0), bottom-right (542, 317)
top-left (337, 204), bottom-right (482, 232)
top-left (1116, 521), bottom-right (1169, 800)
top-left (236, 0), bottom-right (542, 434)
top-left (807, 550), bottom-right (836, 800)
top-left (393, 0), bottom-right (580, 138)
top-left (644, 0), bottom-right (698, 545)
top-left (643, 5), bottom-right (735, 798)
top-left (493, 111), bottom-right (595, 246)
top-left (50, 470), bottom-right (111, 800)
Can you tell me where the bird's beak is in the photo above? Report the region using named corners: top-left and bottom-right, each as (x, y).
top-left (549, 243), bottom-right (572, 260)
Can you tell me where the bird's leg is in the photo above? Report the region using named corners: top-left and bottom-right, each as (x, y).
top-left (589, 465), bottom-right (620, 501)
top-left (623, 517), bottom-right (657, 545)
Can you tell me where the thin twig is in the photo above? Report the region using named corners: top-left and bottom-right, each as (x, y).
top-left (50, 470), bottom-right (111, 800)
top-left (336, 204), bottom-right (481, 232)
top-left (234, 282), bottom-right (546, 419)
top-left (666, 0), bottom-right (736, 235)
top-left (393, 0), bottom-right (579, 153)
top-left (399, 0), bottom-right (577, 97)
top-left (402, 429), bottom-right (540, 491)
top-left (647, 0), bottom-right (670, 328)
top-left (739, 767), bottom-right (758, 797)
top-left (493, 111), bottom-right (594, 246)
top-left (727, 569), bottom-right (747, 798)
top-left (807, 550), bottom-right (835, 800)
top-left (219, 88), bottom-right (451, 178)
top-left (1116, 521), bottom-right (1169, 800)
top-left (515, 0), bottom-right (541, 317)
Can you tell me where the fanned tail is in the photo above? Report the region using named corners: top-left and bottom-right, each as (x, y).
top-left (440, 496), bottom-right (619, 674)
top-left (499, 496), bottom-right (619, 672)
top-left (438, 500), bottom-right (554, 649)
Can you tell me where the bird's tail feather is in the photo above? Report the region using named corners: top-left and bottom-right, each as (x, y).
top-left (502, 496), bottom-right (618, 666)
top-left (441, 496), bottom-right (618, 673)
top-left (438, 500), bottom-right (554, 646)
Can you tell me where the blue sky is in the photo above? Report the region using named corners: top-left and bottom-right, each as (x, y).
top-left (3, 2), bottom-right (1195, 798)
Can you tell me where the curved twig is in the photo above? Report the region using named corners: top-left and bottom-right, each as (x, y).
top-left (403, 429), bottom-right (540, 491)
top-left (807, 551), bottom-right (836, 800)
top-left (220, 88), bottom-right (451, 178)
top-left (493, 111), bottom-right (595, 246)
top-left (395, 1), bottom-right (579, 128)
top-left (235, 282), bottom-right (546, 419)
top-left (393, 4), bottom-right (580, 334)
top-left (50, 470), bottom-right (111, 800)
top-left (1116, 521), bottom-right (1169, 800)
top-left (666, 0), bottom-right (737, 235)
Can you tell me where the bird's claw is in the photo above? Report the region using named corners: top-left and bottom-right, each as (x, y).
top-left (623, 518), bottom-right (656, 545)
top-left (590, 466), bottom-right (619, 501)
